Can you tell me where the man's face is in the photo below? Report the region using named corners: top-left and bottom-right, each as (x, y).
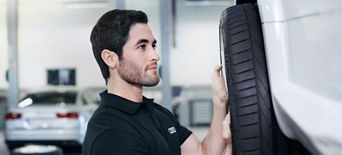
top-left (117, 23), bottom-right (160, 87)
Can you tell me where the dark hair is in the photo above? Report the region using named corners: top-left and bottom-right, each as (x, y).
top-left (90, 9), bottom-right (148, 83)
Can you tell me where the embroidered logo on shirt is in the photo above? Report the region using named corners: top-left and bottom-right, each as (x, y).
top-left (168, 127), bottom-right (176, 134)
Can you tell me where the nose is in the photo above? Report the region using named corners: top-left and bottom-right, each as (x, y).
top-left (151, 48), bottom-right (160, 62)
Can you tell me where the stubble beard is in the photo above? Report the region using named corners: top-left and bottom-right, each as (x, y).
top-left (117, 58), bottom-right (159, 87)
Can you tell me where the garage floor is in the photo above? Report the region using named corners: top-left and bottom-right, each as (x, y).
top-left (0, 127), bottom-right (209, 155)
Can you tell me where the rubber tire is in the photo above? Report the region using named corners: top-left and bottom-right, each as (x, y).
top-left (7, 144), bottom-right (19, 151)
top-left (220, 3), bottom-right (311, 155)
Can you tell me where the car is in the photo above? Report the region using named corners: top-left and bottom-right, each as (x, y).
top-left (4, 87), bottom-right (100, 150)
top-left (219, 0), bottom-right (342, 154)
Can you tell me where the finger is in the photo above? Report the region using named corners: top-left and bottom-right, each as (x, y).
top-left (222, 120), bottom-right (229, 139)
top-left (213, 65), bottom-right (223, 77)
top-left (222, 113), bottom-right (230, 129)
top-left (215, 64), bottom-right (223, 72)
top-left (225, 113), bottom-right (231, 121)
top-left (224, 112), bottom-right (230, 126)
top-left (216, 64), bottom-right (223, 69)
top-left (222, 114), bottom-right (231, 140)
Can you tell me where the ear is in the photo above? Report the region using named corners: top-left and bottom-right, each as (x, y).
top-left (101, 49), bottom-right (119, 69)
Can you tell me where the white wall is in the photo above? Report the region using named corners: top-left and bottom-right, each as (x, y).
top-left (172, 2), bottom-right (228, 86)
top-left (17, 0), bottom-right (115, 89)
top-left (0, 0), bottom-right (232, 89)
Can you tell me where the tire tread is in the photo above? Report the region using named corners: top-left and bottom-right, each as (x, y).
top-left (220, 3), bottom-right (311, 155)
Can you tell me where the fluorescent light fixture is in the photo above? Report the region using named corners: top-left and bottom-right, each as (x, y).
top-left (184, 0), bottom-right (233, 6)
top-left (64, 1), bottom-right (111, 9)
top-left (18, 98), bottom-right (33, 108)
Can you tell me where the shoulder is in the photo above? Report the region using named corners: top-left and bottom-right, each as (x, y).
top-left (88, 104), bottom-right (133, 128)
top-left (153, 103), bottom-right (174, 116)
top-left (90, 129), bottom-right (149, 155)
top-left (86, 105), bottom-right (111, 132)
top-left (84, 105), bottom-right (142, 152)
top-left (154, 103), bottom-right (181, 123)
top-left (94, 129), bottom-right (143, 143)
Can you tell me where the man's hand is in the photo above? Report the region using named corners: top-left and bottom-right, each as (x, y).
top-left (222, 113), bottom-right (232, 155)
top-left (222, 113), bottom-right (232, 145)
top-left (212, 65), bottom-right (229, 106)
top-left (181, 65), bottom-right (231, 155)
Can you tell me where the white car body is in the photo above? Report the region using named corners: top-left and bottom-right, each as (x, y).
top-left (4, 87), bottom-right (99, 148)
top-left (234, 0), bottom-right (342, 154)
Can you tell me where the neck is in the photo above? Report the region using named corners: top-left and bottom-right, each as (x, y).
top-left (107, 74), bottom-right (143, 103)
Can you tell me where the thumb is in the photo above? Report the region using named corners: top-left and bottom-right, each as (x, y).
top-left (213, 65), bottom-right (223, 78)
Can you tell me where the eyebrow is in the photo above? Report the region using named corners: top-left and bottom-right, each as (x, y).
top-left (135, 39), bottom-right (157, 46)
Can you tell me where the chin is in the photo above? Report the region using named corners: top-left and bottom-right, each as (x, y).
top-left (144, 78), bottom-right (159, 87)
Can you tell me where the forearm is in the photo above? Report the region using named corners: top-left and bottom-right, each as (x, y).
top-left (201, 97), bottom-right (228, 155)
top-left (181, 65), bottom-right (231, 155)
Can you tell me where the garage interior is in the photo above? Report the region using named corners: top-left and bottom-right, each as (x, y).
top-left (2, 0), bottom-right (341, 154)
top-left (0, 0), bottom-right (234, 154)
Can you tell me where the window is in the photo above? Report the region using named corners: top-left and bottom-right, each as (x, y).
top-left (21, 91), bottom-right (77, 105)
top-left (47, 68), bottom-right (76, 86)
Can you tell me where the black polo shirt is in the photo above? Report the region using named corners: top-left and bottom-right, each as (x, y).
top-left (82, 91), bottom-right (192, 155)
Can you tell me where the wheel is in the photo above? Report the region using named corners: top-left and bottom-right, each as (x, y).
top-left (219, 3), bottom-right (311, 155)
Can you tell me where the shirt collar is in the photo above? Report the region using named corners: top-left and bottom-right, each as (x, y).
top-left (99, 90), bottom-right (154, 115)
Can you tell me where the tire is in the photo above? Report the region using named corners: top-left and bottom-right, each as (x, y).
top-left (6, 142), bottom-right (22, 151)
top-left (219, 3), bottom-right (311, 155)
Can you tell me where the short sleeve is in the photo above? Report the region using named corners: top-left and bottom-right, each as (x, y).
top-left (177, 124), bottom-right (192, 144)
top-left (90, 129), bottom-right (149, 155)
top-left (153, 103), bottom-right (193, 145)
top-left (163, 107), bottom-right (192, 144)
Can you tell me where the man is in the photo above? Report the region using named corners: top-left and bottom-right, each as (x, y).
top-left (82, 9), bottom-right (232, 155)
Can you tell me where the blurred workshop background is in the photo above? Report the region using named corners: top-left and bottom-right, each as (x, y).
top-left (0, 0), bottom-right (234, 154)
